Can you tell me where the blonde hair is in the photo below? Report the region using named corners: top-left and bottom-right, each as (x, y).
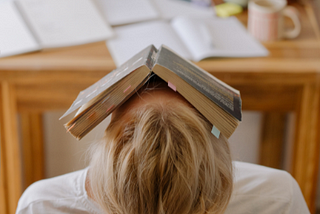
top-left (88, 99), bottom-right (233, 214)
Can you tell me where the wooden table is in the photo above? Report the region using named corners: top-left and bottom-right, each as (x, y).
top-left (1, 3), bottom-right (320, 214)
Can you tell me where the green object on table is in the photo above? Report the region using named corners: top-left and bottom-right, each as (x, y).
top-left (215, 3), bottom-right (243, 18)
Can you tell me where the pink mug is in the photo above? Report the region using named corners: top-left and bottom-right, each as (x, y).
top-left (248, 0), bottom-right (301, 41)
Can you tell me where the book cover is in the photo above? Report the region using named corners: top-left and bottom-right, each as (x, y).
top-left (155, 46), bottom-right (241, 121)
top-left (60, 45), bottom-right (156, 120)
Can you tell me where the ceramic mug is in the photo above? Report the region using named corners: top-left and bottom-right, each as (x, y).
top-left (248, 0), bottom-right (301, 41)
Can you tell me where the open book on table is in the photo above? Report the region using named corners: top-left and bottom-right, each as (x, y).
top-left (60, 45), bottom-right (242, 140)
top-left (107, 16), bottom-right (269, 66)
top-left (93, 0), bottom-right (215, 26)
top-left (0, 0), bottom-right (113, 58)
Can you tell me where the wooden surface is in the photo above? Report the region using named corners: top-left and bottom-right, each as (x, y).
top-left (0, 142), bottom-right (7, 214)
top-left (21, 113), bottom-right (44, 188)
top-left (259, 113), bottom-right (287, 169)
top-left (0, 83), bottom-right (22, 214)
top-left (0, 3), bottom-right (319, 214)
top-left (293, 83), bottom-right (320, 209)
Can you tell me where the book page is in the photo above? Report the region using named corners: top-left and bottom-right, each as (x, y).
top-left (107, 20), bottom-right (192, 66)
top-left (95, 0), bottom-right (159, 26)
top-left (171, 16), bottom-right (269, 61)
top-left (16, 0), bottom-right (114, 48)
top-left (0, 2), bottom-right (40, 58)
top-left (152, 0), bottom-right (215, 20)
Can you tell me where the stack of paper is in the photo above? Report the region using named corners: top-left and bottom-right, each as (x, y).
top-left (0, 0), bottom-right (268, 62)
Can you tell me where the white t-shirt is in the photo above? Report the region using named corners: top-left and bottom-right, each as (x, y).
top-left (16, 161), bottom-right (310, 214)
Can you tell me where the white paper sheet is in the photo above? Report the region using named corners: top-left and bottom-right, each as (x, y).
top-left (106, 20), bottom-right (192, 66)
top-left (96, 0), bottom-right (159, 26)
top-left (172, 16), bottom-right (269, 60)
top-left (152, 0), bottom-right (215, 20)
top-left (16, 0), bottom-right (114, 48)
top-left (0, 2), bottom-right (40, 58)
top-left (0, 0), bottom-right (13, 3)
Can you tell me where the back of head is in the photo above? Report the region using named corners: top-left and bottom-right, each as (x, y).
top-left (88, 88), bottom-right (233, 214)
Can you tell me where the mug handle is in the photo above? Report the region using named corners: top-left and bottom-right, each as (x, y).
top-left (283, 6), bottom-right (301, 39)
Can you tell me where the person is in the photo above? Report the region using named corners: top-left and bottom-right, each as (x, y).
top-left (16, 77), bottom-right (310, 214)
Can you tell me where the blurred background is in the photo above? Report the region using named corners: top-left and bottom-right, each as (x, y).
top-left (0, 0), bottom-right (319, 213)
top-left (39, 0), bottom-right (320, 211)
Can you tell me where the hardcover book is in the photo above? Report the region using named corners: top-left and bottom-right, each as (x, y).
top-left (61, 45), bottom-right (242, 140)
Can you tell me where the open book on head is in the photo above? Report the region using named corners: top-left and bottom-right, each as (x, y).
top-left (60, 45), bottom-right (242, 140)
top-left (107, 16), bottom-right (269, 66)
top-left (0, 0), bottom-right (113, 58)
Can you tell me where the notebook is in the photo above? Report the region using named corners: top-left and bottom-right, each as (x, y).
top-left (94, 0), bottom-right (215, 26)
top-left (0, 0), bottom-right (114, 58)
top-left (107, 16), bottom-right (269, 66)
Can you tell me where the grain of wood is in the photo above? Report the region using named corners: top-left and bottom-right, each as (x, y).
top-left (292, 82), bottom-right (320, 212)
top-left (0, 82), bottom-right (22, 214)
top-left (260, 113), bottom-right (287, 169)
top-left (21, 113), bottom-right (44, 189)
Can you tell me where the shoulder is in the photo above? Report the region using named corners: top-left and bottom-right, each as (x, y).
top-left (233, 161), bottom-right (293, 191)
top-left (16, 168), bottom-right (88, 213)
top-left (225, 161), bottom-right (310, 214)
